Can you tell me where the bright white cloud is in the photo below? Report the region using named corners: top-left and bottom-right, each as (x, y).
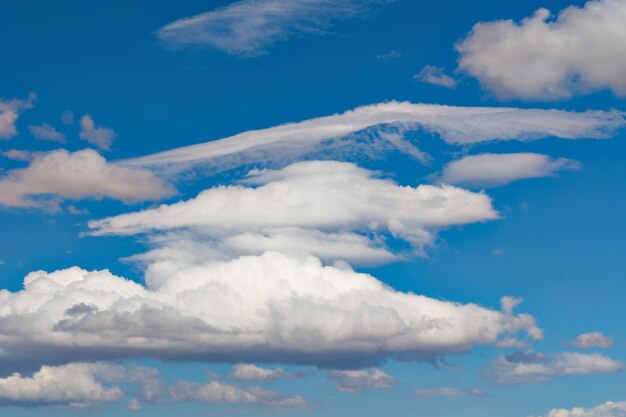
top-left (329, 368), bottom-right (396, 392)
top-left (157, 0), bottom-right (390, 56)
top-left (413, 387), bottom-right (485, 398)
top-left (437, 153), bottom-right (580, 187)
top-left (0, 149), bottom-right (173, 208)
top-left (0, 363), bottom-right (123, 408)
top-left (122, 101), bottom-right (625, 174)
top-left (533, 401), bottom-right (626, 417)
top-left (0, 93), bottom-right (34, 140)
top-left (0, 251), bottom-right (541, 369)
top-left (415, 65), bottom-right (457, 88)
top-left (230, 364), bottom-right (295, 382)
top-left (89, 161), bottom-right (498, 262)
top-left (79, 115), bottom-right (117, 151)
top-left (488, 351), bottom-right (623, 384)
top-left (572, 331), bottom-right (614, 349)
top-left (457, 0), bottom-right (626, 100)
top-left (170, 379), bottom-right (307, 407)
top-left (28, 123), bottom-right (66, 143)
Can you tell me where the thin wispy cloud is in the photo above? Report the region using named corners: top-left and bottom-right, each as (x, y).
top-left (157, 0), bottom-right (392, 56)
top-left (0, 93), bottom-right (34, 140)
top-left (28, 123), bottom-right (66, 143)
top-left (79, 115), bottom-right (117, 151)
top-left (415, 65), bottom-right (457, 88)
top-left (122, 101), bottom-right (626, 175)
top-left (413, 387), bottom-right (485, 398)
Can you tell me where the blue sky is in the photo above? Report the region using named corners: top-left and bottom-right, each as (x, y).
top-left (0, 0), bottom-right (625, 416)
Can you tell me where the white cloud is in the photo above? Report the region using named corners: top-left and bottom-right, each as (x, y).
top-left (329, 368), bottom-right (396, 392)
top-left (0, 251), bottom-right (541, 369)
top-left (0, 149), bottom-right (173, 208)
top-left (436, 153), bottom-right (580, 187)
top-left (376, 50), bottom-right (401, 60)
top-left (0, 363), bottom-right (123, 408)
top-left (457, 0), bottom-right (626, 100)
top-left (415, 65), bottom-right (457, 88)
top-left (572, 331), bottom-right (614, 349)
top-left (533, 401), bottom-right (626, 417)
top-left (28, 123), bottom-right (66, 143)
top-left (79, 115), bottom-right (117, 151)
top-left (230, 364), bottom-right (294, 382)
top-left (413, 387), bottom-right (485, 398)
top-left (122, 101), bottom-right (625, 174)
top-left (488, 351), bottom-right (623, 384)
top-left (89, 161), bottom-right (498, 260)
top-left (1, 149), bottom-right (32, 161)
top-left (170, 379), bottom-right (307, 407)
top-left (0, 93), bottom-right (34, 140)
top-left (156, 0), bottom-right (390, 56)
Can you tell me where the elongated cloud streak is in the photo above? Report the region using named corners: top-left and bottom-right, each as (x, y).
top-left (122, 102), bottom-right (625, 174)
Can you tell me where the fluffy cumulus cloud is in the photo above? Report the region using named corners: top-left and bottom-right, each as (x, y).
top-left (488, 351), bottom-right (623, 384)
top-left (413, 387), bottom-right (485, 398)
top-left (170, 380), bottom-right (307, 407)
top-left (0, 149), bottom-right (173, 208)
top-left (123, 101), bottom-right (626, 174)
top-left (0, 93), bottom-right (34, 140)
top-left (0, 363), bottom-right (123, 408)
top-left (457, 0), bottom-right (626, 100)
top-left (533, 401), bottom-right (626, 417)
top-left (0, 252), bottom-right (541, 370)
top-left (230, 364), bottom-right (295, 382)
top-left (436, 153), bottom-right (580, 187)
top-left (28, 123), bottom-right (66, 143)
top-left (572, 331), bottom-right (614, 349)
top-left (156, 0), bottom-right (390, 56)
top-left (79, 115), bottom-right (117, 151)
top-left (329, 368), bottom-right (396, 392)
top-left (89, 160), bottom-right (498, 261)
top-left (414, 65), bottom-right (457, 88)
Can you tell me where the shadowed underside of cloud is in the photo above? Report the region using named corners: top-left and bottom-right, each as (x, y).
top-left (122, 101), bottom-right (626, 175)
top-left (533, 401), bottom-right (626, 417)
top-left (156, 0), bottom-right (391, 56)
top-left (457, 0), bottom-right (626, 100)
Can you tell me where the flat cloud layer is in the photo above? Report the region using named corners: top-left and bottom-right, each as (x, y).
top-left (0, 149), bottom-right (173, 208)
top-left (156, 0), bottom-right (390, 56)
top-left (437, 153), bottom-right (579, 187)
top-left (122, 101), bottom-right (625, 174)
top-left (457, 0), bottom-right (626, 100)
top-left (89, 161), bottom-right (498, 265)
top-left (533, 401), bottom-right (626, 417)
top-left (0, 252), bottom-right (541, 370)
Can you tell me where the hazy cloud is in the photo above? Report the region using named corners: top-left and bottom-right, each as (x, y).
top-left (329, 368), bottom-right (396, 392)
top-left (0, 93), bottom-right (34, 140)
top-left (572, 331), bottom-right (614, 349)
top-left (415, 65), bottom-right (457, 88)
top-left (413, 387), bottom-right (485, 398)
top-left (28, 123), bottom-right (66, 143)
top-left (79, 115), bottom-right (117, 151)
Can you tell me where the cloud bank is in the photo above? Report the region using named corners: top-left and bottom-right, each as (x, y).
top-left (457, 0), bottom-right (626, 100)
top-left (157, 0), bottom-right (390, 56)
top-left (533, 401), bottom-right (626, 417)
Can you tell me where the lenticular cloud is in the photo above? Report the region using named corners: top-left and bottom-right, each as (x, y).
top-left (0, 251), bottom-right (541, 370)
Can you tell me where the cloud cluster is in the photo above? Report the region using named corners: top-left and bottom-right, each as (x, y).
top-left (0, 251), bottom-right (541, 370)
top-left (156, 0), bottom-right (390, 56)
top-left (437, 153), bottom-right (579, 187)
top-left (457, 0), bottom-right (626, 100)
top-left (79, 115), bottom-right (117, 151)
top-left (123, 101), bottom-right (625, 174)
top-left (488, 351), bottom-right (623, 384)
top-left (329, 368), bottom-right (396, 392)
top-left (534, 401), bottom-right (626, 417)
top-left (412, 387), bottom-right (485, 398)
top-left (90, 161), bottom-right (497, 262)
top-left (0, 149), bottom-right (173, 208)
top-left (0, 93), bottom-right (34, 140)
